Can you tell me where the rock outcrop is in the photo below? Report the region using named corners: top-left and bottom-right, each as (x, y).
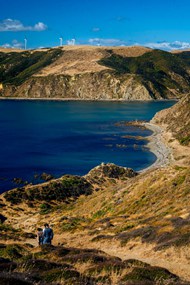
top-left (86, 162), bottom-right (137, 180)
top-left (11, 72), bottom-right (152, 100)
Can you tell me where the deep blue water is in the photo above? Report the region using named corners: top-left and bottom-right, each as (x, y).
top-left (0, 100), bottom-right (176, 192)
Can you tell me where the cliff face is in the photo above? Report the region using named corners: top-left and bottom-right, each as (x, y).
top-left (11, 72), bottom-right (152, 100)
top-left (152, 94), bottom-right (190, 145)
top-left (1, 45), bottom-right (190, 100)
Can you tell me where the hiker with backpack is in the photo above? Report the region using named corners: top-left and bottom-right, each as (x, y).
top-left (42, 223), bottom-right (54, 245)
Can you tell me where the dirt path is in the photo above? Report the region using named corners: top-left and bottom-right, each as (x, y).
top-left (56, 233), bottom-right (190, 282)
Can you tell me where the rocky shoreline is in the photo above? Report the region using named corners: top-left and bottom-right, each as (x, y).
top-left (115, 119), bottom-right (174, 173)
top-left (141, 122), bottom-right (173, 172)
top-left (0, 97), bottom-right (177, 102)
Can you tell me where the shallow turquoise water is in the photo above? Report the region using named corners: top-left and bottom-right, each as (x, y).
top-left (0, 100), bottom-right (176, 192)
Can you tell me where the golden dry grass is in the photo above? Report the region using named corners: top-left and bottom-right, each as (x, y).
top-left (35, 45), bottom-right (151, 76)
top-left (0, 48), bottom-right (24, 53)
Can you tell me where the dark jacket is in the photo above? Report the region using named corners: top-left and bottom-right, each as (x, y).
top-left (43, 228), bottom-right (53, 244)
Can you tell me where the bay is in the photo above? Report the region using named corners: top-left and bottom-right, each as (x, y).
top-left (0, 100), bottom-right (175, 192)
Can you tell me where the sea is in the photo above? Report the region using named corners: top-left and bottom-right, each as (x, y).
top-left (0, 100), bottom-right (176, 193)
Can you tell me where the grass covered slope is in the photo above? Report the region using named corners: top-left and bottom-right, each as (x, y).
top-left (0, 97), bottom-right (190, 282)
top-left (1, 46), bottom-right (190, 99)
top-left (152, 94), bottom-right (190, 145)
top-left (99, 50), bottom-right (190, 98)
top-left (0, 244), bottom-right (187, 285)
top-left (0, 48), bottom-right (62, 86)
top-left (3, 175), bottom-right (93, 204)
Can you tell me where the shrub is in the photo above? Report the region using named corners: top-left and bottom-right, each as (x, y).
top-left (39, 203), bottom-right (51, 214)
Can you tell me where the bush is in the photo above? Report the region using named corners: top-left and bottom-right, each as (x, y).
top-left (39, 203), bottom-right (51, 214)
top-left (122, 266), bottom-right (179, 283)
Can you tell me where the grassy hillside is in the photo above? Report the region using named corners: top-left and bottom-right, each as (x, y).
top-left (1, 46), bottom-right (190, 99)
top-left (1, 165), bottom-right (190, 283)
top-left (153, 94), bottom-right (190, 145)
top-left (99, 50), bottom-right (190, 98)
top-left (0, 48), bottom-right (62, 86)
top-left (4, 175), bottom-right (93, 204)
top-left (0, 244), bottom-right (187, 285)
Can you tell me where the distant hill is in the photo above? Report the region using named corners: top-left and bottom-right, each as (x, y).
top-left (1, 45), bottom-right (190, 100)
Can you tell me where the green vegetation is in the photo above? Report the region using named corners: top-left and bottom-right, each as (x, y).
top-left (4, 175), bottom-right (93, 204)
top-left (173, 175), bottom-right (186, 186)
top-left (179, 135), bottom-right (190, 145)
top-left (0, 223), bottom-right (22, 240)
top-left (0, 223), bottom-right (18, 233)
top-left (4, 187), bottom-right (25, 204)
top-left (61, 217), bottom-right (86, 232)
top-left (122, 266), bottom-right (179, 283)
top-left (154, 94), bottom-right (190, 145)
top-left (92, 209), bottom-right (108, 219)
top-left (0, 244), bottom-right (28, 259)
top-left (99, 49), bottom-right (190, 97)
top-left (0, 243), bottom-right (188, 284)
top-left (39, 203), bottom-right (52, 214)
top-left (0, 48), bottom-right (63, 86)
top-left (43, 268), bottom-right (80, 282)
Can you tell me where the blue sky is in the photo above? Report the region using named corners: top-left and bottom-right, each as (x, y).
top-left (1, 0), bottom-right (190, 50)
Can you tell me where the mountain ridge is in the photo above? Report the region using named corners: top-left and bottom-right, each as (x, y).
top-left (1, 45), bottom-right (190, 100)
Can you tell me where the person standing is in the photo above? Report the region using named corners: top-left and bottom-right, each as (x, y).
top-left (37, 228), bottom-right (43, 245)
top-left (42, 223), bottom-right (54, 245)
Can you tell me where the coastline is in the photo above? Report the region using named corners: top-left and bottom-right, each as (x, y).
top-left (0, 121), bottom-right (173, 193)
top-left (0, 99), bottom-right (177, 192)
top-left (140, 122), bottom-right (173, 172)
top-left (0, 97), bottom-right (178, 102)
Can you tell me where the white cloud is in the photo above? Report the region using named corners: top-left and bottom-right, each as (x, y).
top-left (33, 22), bottom-right (47, 31)
top-left (88, 38), bottom-right (190, 50)
top-left (1, 43), bottom-right (11, 48)
top-left (92, 27), bottom-right (100, 32)
top-left (115, 16), bottom-right (126, 22)
top-left (143, 41), bottom-right (190, 51)
top-left (0, 19), bottom-right (47, 32)
top-left (88, 38), bottom-right (125, 46)
top-left (1, 39), bottom-right (23, 49)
